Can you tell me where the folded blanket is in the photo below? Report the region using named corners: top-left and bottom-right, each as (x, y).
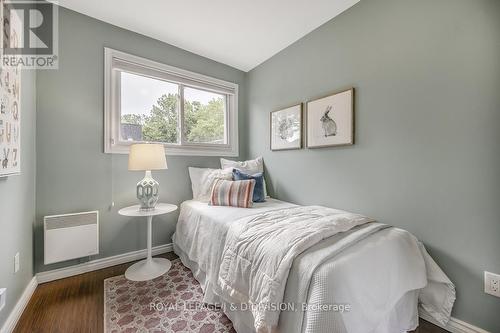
top-left (281, 222), bottom-right (410, 333)
top-left (216, 206), bottom-right (375, 332)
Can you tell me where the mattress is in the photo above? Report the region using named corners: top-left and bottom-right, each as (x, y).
top-left (172, 199), bottom-right (449, 333)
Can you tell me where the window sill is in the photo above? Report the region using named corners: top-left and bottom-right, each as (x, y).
top-left (105, 143), bottom-right (239, 157)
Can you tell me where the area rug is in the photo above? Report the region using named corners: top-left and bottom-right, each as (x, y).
top-left (104, 258), bottom-right (235, 333)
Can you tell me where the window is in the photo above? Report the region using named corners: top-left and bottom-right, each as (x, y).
top-left (104, 48), bottom-right (238, 156)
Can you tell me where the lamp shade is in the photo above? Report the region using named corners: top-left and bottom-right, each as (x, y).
top-left (128, 144), bottom-right (167, 171)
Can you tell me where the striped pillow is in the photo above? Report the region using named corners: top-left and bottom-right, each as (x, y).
top-left (209, 179), bottom-right (256, 208)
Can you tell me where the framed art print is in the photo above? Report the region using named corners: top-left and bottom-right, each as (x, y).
top-left (306, 88), bottom-right (354, 148)
top-left (270, 104), bottom-right (302, 151)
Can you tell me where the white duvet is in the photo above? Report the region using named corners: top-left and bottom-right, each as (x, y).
top-left (173, 199), bottom-right (455, 333)
top-left (217, 206), bottom-right (376, 332)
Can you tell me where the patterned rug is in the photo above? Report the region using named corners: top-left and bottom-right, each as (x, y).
top-left (104, 258), bottom-right (235, 333)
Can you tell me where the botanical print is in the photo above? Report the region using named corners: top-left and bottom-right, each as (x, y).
top-left (0, 4), bottom-right (21, 176)
top-left (307, 89), bottom-right (354, 148)
top-left (278, 117), bottom-right (295, 140)
top-left (270, 104), bottom-right (302, 151)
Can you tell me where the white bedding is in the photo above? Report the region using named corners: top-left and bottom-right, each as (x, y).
top-left (173, 199), bottom-right (295, 302)
top-left (218, 206), bottom-right (377, 332)
top-left (173, 199), bottom-right (455, 333)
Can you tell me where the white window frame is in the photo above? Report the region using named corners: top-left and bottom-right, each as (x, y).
top-left (104, 48), bottom-right (239, 156)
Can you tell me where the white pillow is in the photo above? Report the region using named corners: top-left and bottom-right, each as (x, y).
top-left (188, 167), bottom-right (233, 202)
top-left (220, 157), bottom-right (268, 197)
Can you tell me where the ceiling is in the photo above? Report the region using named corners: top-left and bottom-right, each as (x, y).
top-left (54, 0), bottom-right (360, 72)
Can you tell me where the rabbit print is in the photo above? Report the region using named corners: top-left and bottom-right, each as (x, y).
top-left (320, 105), bottom-right (337, 137)
top-left (306, 88), bottom-right (354, 148)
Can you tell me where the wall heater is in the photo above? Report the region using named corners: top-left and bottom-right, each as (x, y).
top-left (44, 211), bottom-right (99, 265)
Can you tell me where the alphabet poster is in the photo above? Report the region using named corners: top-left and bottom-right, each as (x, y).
top-left (0, 2), bottom-right (21, 176)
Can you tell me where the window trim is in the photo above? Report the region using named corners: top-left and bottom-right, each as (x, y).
top-left (104, 47), bottom-right (239, 156)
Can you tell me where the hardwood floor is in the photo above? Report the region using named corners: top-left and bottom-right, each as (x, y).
top-left (15, 252), bottom-right (447, 333)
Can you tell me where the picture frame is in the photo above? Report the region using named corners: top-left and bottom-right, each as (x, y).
top-left (270, 104), bottom-right (302, 151)
top-left (306, 88), bottom-right (354, 148)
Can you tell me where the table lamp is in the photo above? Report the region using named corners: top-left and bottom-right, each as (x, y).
top-left (128, 143), bottom-right (167, 210)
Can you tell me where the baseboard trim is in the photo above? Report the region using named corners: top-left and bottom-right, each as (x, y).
top-left (420, 312), bottom-right (489, 333)
top-left (0, 276), bottom-right (38, 333)
top-left (36, 243), bottom-right (173, 284)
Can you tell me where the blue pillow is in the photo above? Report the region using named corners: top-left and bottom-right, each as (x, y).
top-left (232, 169), bottom-right (266, 203)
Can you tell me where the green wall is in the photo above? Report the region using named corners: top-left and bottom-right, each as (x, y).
top-left (35, 7), bottom-right (246, 273)
top-left (0, 70), bottom-right (36, 328)
top-left (246, 0), bottom-right (500, 331)
top-left (31, 0), bottom-right (500, 331)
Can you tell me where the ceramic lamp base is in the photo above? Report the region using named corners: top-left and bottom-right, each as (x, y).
top-left (137, 170), bottom-right (159, 210)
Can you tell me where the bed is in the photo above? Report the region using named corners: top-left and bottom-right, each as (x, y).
top-left (172, 198), bottom-right (455, 333)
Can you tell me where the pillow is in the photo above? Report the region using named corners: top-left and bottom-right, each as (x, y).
top-left (232, 169), bottom-right (265, 203)
top-left (209, 179), bottom-right (256, 208)
top-left (220, 157), bottom-right (268, 197)
top-left (188, 167), bottom-right (233, 202)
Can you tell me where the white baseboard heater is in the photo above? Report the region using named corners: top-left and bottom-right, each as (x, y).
top-left (44, 211), bottom-right (99, 265)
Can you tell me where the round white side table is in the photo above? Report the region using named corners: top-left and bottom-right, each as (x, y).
top-left (118, 203), bottom-right (178, 281)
